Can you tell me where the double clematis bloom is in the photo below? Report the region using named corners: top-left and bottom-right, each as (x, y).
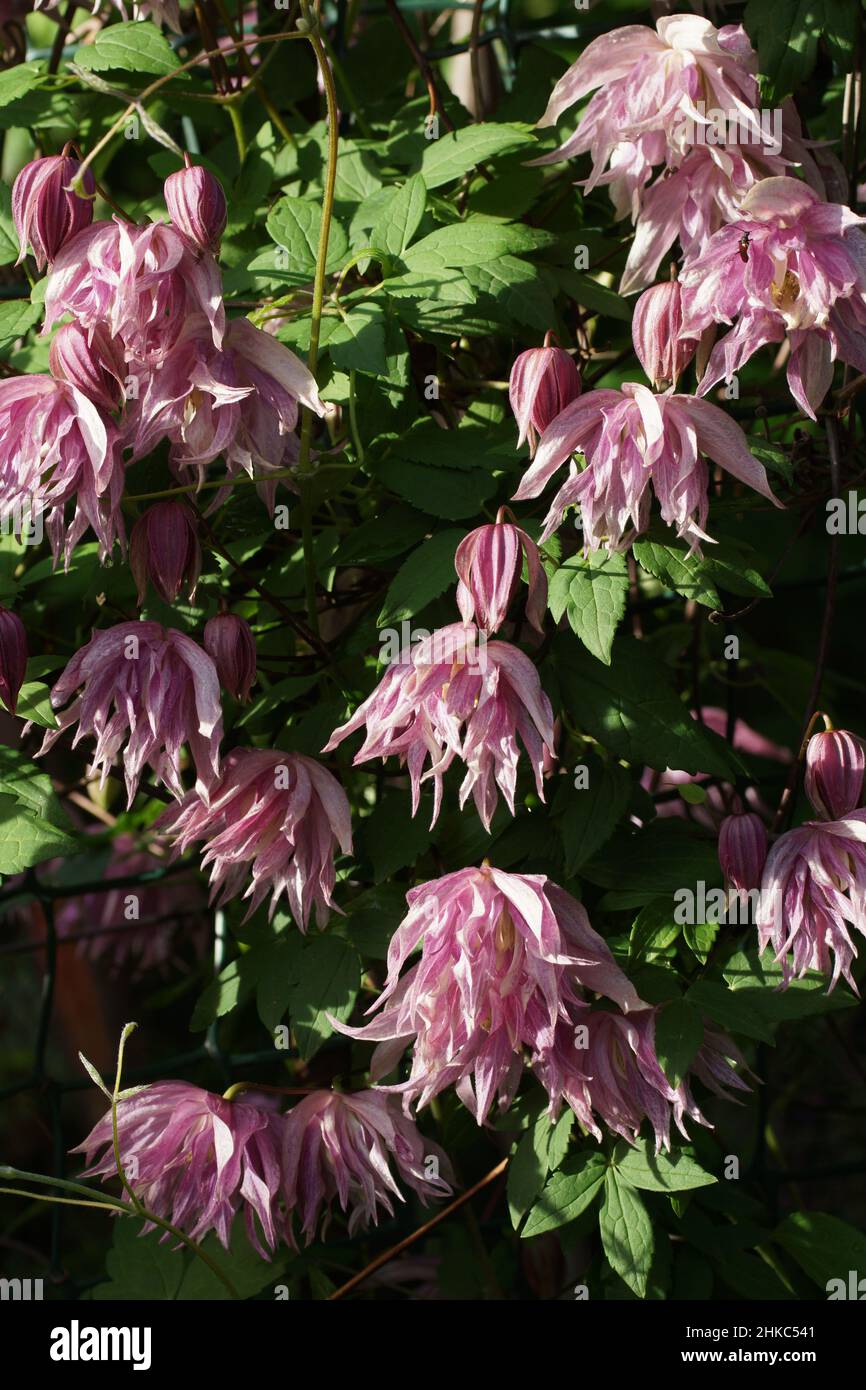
top-left (455, 511), bottom-right (547, 636)
top-left (536, 1007), bottom-right (751, 1151)
top-left (508, 335), bottom-right (581, 456)
top-left (74, 1082), bottom-right (288, 1257)
top-left (282, 1090), bottom-right (453, 1244)
top-left (680, 177), bottom-right (866, 418)
top-left (0, 374), bottom-right (123, 566)
top-left (49, 321), bottom-right (127, 414)
top-left (127, 315), bottom-right (325, 511)
top-left (13, 152), bottom-right (95, 270)
top-left (38, 621), bottom-right (223, 806)
top-left (332, 866), bottom-right (645, 1124)
top-left (157, 748), bottom-right (352, 927)
top-left (513, 381), bottom-right (779, 550)
top-left (324, 623), bottom-right (555, 830)
top-left (43, 218), bottom-right (224, 367)
top-left (757, 810), bottom-right (866, 990)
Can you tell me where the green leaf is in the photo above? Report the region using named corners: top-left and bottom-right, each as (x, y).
top-left (403, 218), bottom-right (555, 271)
top-left (583, 820), bottom-right (722, 902)
top-left (654, 999), bottom-right (704, 1088)
top-left (549, 550), bottom-right (628, 665)
top-left (370, 173), bottom-right (426, 257)
top-left (600, 1168), bottom-right (655, 1298)
top-left (0, 748), bottom-right (75, 873)
top-left (508, 1112), bottom-right (561, 1230)
top-left (633, 538), bottom-right (721, 610)
top-left (554, 267), bottom-right (633, 323)
top-left (629, 898), bottom-right (681, 962)
top-left (377, 529), bottom-right (463, 625)
top-left (522, 1151), bottom-right (607, 1238)
top-left (362, 789), bottom-right (432, 881)
top-left (0, 183), bottom-right (19, 265)
top-left (0, 62), bottom-right (45, 108)
top-left (552, 633), bottom-right (743, 778)
top-left (463, 255), bottom-right (556, 333)
top-left (744, 0), bottom-right (855, 102)
top-left (324, 302), bottom-right (388, 376)
top-left (776, 1212), bottom-right (866, 1291)
top-left (613, 1139), bottom-right (717, 1193)
top-left (265, 196), bottom-right (348, 278)
top-left (368, 454), bottom-right (497, 519)
top-left (723, 947), bottom-right (857, 1022)
top-left (0, 300), bottom-right (41, 351)
top-left (554, 753), bottom-right (631, 874)
top-left (685, 979), bottom-right (776, 1043)
top-left (92, 1218), bottom-right (280, 1301)
top-left (418, 123), bottom-right (533, 190)
top-left (13, 680), bottom-right (57, 729)
top-left (74, 21), bottom-right (182, 77)
top-left (289, 933), bottom-right (361, 1060)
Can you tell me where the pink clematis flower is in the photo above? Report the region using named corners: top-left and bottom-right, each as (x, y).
top-left (73, 1082), bottom-right (287, 1256)
top-left (49, 321), bottom-right (127, 413)
top-left (718, 809), bottom-right (768, 895)
top-left (536, 1006), bottom-right (751, 1151)
top-left (680, 177), bottom-right (866, 418)
top-left (164, 160), bottom-right (227, 254)
top-left (757, 811), bottom-right (866, 991)
top-left (0, 605), bottom-right (26, 716)
top-left (0, 374), bottom-right (124, 566)
top-left (129, 500), bottom-right (201, 606)
top-left (281, 1090), bottom-right (453, 1243)
top-left (508, 335), bottom-right (581, 456)
top-left (203, 613), bottom-right (257, 703)
top-left (631, 279), bottom-right (697, 389)
top-left (37, 621), bottom-right (223, 807)
top-left (43, 218), bottom-right (224, 366)
top-left (455, 510), bottom-right (547, 636)
top-left (128, 315), bottom-right (324, 512)
top-left (324, 623), bottom-right (555, 830)
top-left (12, 152), bottom-right (95, 270)
top-left (156, 748), bottom-right (352, 927)
top-left (55, 833), bottom-right (208, 975)
top-left (513, 382), bottom-right (780, 550)
top-left (804, 728), bottom-right (866, 821)
top-left (332, 866), bottom-right (645, 1124)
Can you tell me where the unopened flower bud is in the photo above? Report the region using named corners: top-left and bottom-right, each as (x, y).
top-left (0, 606), bottom-right (28, 716)
top-left (164, 161), bottom-right (227, 254)
top-left (204, 613), bottom-right (256, 703)
top-left (12, 153), bottom-right (95, 270)
top-left (509, 336), bottom-right (581, 456)
top-left (805, 728), bottom-right (866, 820)
top-left (455, 512), bottom-right (547, 635)
top-left (632, 280), bottom-right (697, 389)
top-left (49, 322), bottom-right (126, 412)
top-left (718, 810), bottom-right (767, 894)
top-left (129, 501), bottom-right (201, 606)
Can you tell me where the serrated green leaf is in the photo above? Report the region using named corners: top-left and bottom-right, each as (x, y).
top-left (418, 123), bottom-right (533, 189)
top-left (74, 21), bottom-right (182, 78)
top-left (378, 529), bottom-right (462, 625)
top-left (370, 173), bottom-right (426, 258)
top-left (522, 1151), bottom-right (607, 1238)
top-left (554, 753), bottom-right (631, 874)
top-left (654, 999), bottom-right (704, 1088)
top-left (776, 1212), bottom-right (866, 1290)
top-left (549, 550), bottom-right (628, 665)
top-left (600, 1168), bottom-right (655, 1297)
top-left (613, 1139), bottom-right (717, 1193)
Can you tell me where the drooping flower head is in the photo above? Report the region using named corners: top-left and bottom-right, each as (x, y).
top-left (37, 621), bottom-right (223, 806)
top-left (631, 279), bottom-right (697, 388)
top-left (203, 612), bottom-right (257, 703)
top-left (128, 315), bottom-right (325, 512)
top-left (73, 1082), bottom-right (287, 1257)
top-left (0, 374), bottom-right (124, 566)
top-left (332, 866), bottom-right (645, 1124)
top-left (157, 748), bottom-right (352, 927)
top-left (513, 382), bottom-right (780, 550)
top-left (804, 727), bottom-right (866, 821)
top-left (44, 219), bottom-right (224, 367)
top-left (13, 152), bottom-right (95, 270)
top-left (49, 321), bottom-right (127, 413)
top-left (455, 510), bottom-right (547, 636)
top-left (680, 177), bottom-right (866, 418)
top-left (164, 159), bottom-right (227, 254)
top-left (55, 833), bottom-right (208, 975)
top-left (324, 623), bottom-right (555, 830)
top-left (508, 335), bottom-right (581, 456)
top-left (718, 808), bottom-right (768, 894)
top-left (535, 1005), bottom-right (751, 1151)
top-left (281, 1090), bottom-right (453, 1244)
top-left (0, 605), bottom-right (27, 716)
top-left (130, 500), bottom-right (202, 606)
top-left (757, 812), bottom-right (866, 991)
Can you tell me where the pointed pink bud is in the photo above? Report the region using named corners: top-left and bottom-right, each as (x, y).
top-left (49, 322), bottom-right (126, 412)
top-left (12, 154), bottom-right (95, 271)
top-left (509, 337), bottom-right (581, 456)
top-left (129, 501), bottom-right (201, 606)
top-left (0, 606), bottom-right (27, 716)
top-left (164, 162), bottom-right (227, 254)
top-left (631, 281), bottom-right (697, 389)
top-left (455, 513), bottom-right (548, 635)
top-left (204, 613), bottom-right (256, 703)
top-left (718, 810), bottom-right (767, 894)
top-left (804, 729), bottom-right (866, 820)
